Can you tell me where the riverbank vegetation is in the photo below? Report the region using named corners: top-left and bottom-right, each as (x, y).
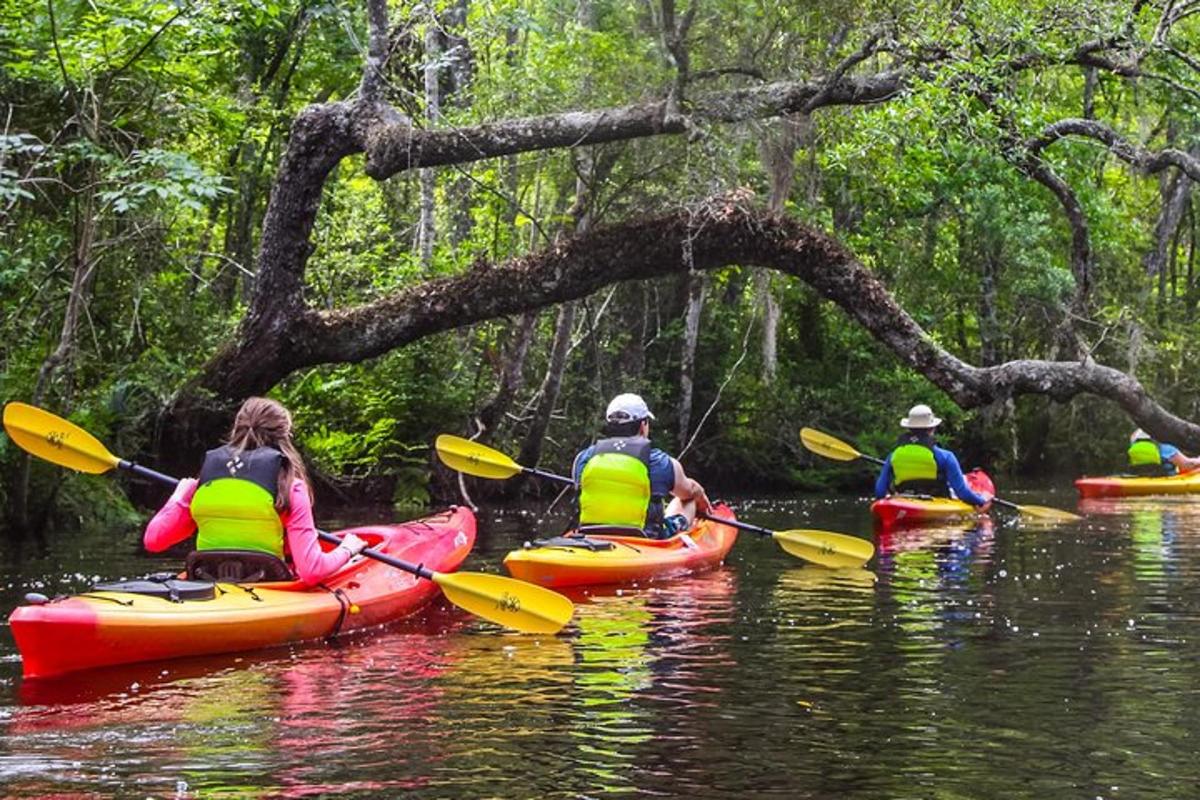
top-left (4, 0), bottom-right (1200, 528)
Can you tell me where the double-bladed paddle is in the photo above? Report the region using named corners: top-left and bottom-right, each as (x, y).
top-left (435, 434), bottom-right (876, 569)
top-left (799, 426), bottom-right (1082, 524)
top-left (3, 402), bottom-right (574, 635)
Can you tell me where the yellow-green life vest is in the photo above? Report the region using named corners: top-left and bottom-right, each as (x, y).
top-left (578, 437), bottom-right (653, 529)
top-left (891, 441), bottom-right (946, 495)
top-left (1127, 439), bottom-right (1172, 476)
top-left (191, 445), bottom-right (285, 558)
top-left (1128, 439), bottom-right (1163, 467)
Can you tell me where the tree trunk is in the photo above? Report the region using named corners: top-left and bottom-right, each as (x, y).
top-left (1145, 168), bottom-right (1192, 279)
top-left (475, 310), bottom-right (537, 437)
top-left (755, 114), bottom-right (802, 382)
top-left (445, 0), bottom-right (475, 247)
top-left (678, 270), bottom-right (708, 449)
top-left (416, 19), bottom-right (441, 267)
top-left (517, 301), bottom-right (576, 473)
top-left (18, 188), bottom-right (99, 527)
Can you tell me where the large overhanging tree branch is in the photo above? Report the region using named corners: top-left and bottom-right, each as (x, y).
top-left (165, 0), bottom-right (1200, 456)
top-left (200, 195), bottom-right (1200, 450)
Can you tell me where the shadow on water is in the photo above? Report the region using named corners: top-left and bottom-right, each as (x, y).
top-left (4, 489), bottom-right (1200, 797)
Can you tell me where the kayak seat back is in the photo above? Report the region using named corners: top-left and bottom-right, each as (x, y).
top-left (91, 576), bottom-right (217, 602)
top-left (529, 536), bottom-right (616, 551)
top-left (186, 549), bottom-right (293, 583)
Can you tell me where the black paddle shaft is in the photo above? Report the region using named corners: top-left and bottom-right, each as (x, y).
top-left (699, 513), bottom-right (772, 539)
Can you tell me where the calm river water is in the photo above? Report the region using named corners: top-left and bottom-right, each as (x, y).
top-left (1, 488), bottom-right (1198, 798)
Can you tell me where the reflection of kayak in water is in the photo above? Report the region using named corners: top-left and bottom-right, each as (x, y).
top-left (871, 471), bottom-right (994, 529)
top-left (503, 504), bottom-right (738, 588)
top-left (875, 516), bottom-right (994, 556)
top-left (11, 507), bottom-right (476, 679)
top-left (1075, 470), bottom-right (1200, 498)
top-left (776, 566), bottom-right (877, 593)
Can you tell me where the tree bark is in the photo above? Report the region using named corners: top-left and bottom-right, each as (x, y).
top-left (517, 302), bottom-right (576, 473)
top-left (18, 188), bottom-right (99, 527)
top-left (755, 114), bottom-right (803, 382)
top-left (475, 310), bottom-right (537, 436)
top-left (416, 18), bottom-right (441, 267)
top-left (1144, 158), bottom-right (1194, 278)
top-left (678, 270), bottom-right (708, 449)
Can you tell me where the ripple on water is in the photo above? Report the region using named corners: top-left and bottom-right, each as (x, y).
top-left (4, 494), bottom-right (1200, 796)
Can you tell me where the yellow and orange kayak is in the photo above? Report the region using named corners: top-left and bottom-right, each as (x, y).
top-left (503, 503), bottom-right (738, 588)
top-left (1075, 470), bottom-right (1200, 498)
top-left (9, 507), bottom-right (476, 679)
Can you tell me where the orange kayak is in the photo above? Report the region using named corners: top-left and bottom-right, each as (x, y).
top-left (871, 470), bottom-right (994, 528)
top-left (503, 503), bottom-right (738, 588)
top-left (1075, 470), bottom-right (1200, 498)
top-left (9, 507), bottom-right (476, 679)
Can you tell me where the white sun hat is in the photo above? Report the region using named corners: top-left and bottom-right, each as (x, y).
top-left (606, 393), bottom-right (655, 422)
top-left (900, 404), bottom-right (942, 429)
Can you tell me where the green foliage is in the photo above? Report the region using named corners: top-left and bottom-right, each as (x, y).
top-left (5, 0), bottom-right (1200, 532)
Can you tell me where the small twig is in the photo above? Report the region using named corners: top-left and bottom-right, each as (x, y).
top-left (679, 314), bottom-right (756, 458)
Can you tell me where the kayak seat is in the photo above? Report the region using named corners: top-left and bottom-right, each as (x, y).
top-left (185, 550), bottom-right (294, 583)
top-left (1125, 464), bottom-right (1173, 477)
top-left (528, 536), bottom-right (616, 551)
top-left (91, 576), bottom-right (217, 602)
top-left (894, 479), bottom-right (948, 497)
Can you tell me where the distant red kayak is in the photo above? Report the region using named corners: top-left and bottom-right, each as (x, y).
top-left (871, 470), bottom-right (995, 528)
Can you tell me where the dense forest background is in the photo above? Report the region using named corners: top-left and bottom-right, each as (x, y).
top-left (3, 0), bottom-right (1200, 529)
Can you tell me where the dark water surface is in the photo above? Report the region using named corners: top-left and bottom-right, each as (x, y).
top-left (2, 488), bottom-right (1199, 798)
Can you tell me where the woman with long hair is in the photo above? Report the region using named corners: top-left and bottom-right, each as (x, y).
top-left (144, 397), bottom-right (366, 584)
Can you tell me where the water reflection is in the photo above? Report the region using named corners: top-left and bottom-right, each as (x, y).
top-left (8, 494), bottom-right (1200, 796)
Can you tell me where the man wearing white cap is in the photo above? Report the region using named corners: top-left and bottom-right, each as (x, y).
top-left (572, 393), bottom-right (711, 539)
top-left (874, 404), bottom-right (991, 508)
top-left (1127, 429), bottom-right (1200, 475)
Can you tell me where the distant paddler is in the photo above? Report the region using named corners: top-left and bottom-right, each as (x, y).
top-left (1126, 429), bottom-right (1200, 476)
top-left (875, 404), bottom-right (992, 511)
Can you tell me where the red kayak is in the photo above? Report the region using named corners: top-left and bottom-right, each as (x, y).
top-left (10, 507), bottom-right (476, 679)
top-left (871, 470), bottom-right (995, 528)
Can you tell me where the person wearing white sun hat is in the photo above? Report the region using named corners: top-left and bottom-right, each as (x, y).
top-left (1127, 428), bottom-right (1200, 475)
top-left (873, 404), bottom-right (991, 509)
top-left (572, 393), bottom-right (711, 539)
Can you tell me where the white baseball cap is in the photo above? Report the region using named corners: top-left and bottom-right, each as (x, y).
top-left (606, 393), bottom-right (655, 422)
top-left (1130, 428), bottom-right (1151, 442)
top-left (900, 404), bottom-right (942, 429)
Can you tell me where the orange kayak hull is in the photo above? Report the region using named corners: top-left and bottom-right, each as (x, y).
top-left (503, 503), bottom-right (738, 588)
top-left (9, 507), bottom-right (476, 679)
top-left (1075, 471), bottom-right (1200, 498)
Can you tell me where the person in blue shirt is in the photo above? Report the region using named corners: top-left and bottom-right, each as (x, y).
top-left (1127, 429), bottom-right (1200, 475)
top-left (874, 404), bottom-right (991, 509)
top-left (572, 393), bottom-right (711, 539)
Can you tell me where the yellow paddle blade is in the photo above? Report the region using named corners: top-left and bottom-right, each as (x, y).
top-left (773, 528), bottom-right (876, 569)
top-left (435, 434), bottom-right (524, 480)
top-left (3, 402), bottom-right (121, 474)
top-left (799, 427), bottom-right (863, 462)
top-left (433, 570), bottom-right (574, 634)
top-left (1012, 504), bottom-right (1082, 523)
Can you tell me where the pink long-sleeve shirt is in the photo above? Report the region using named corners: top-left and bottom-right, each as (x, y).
top-left (144, 478), bottom-right (353, 585)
